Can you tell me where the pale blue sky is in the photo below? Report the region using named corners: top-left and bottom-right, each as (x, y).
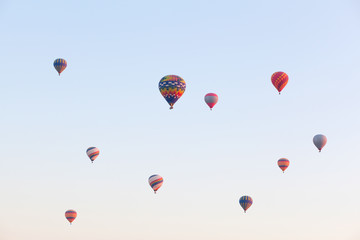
top-left (0, 0), bottom-right (359, 239)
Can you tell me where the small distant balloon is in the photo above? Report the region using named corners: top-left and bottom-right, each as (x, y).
top-left (239, 196), bottom-right (253, 213)
top-left (271, 71), bottom-right (288, 94)
top-left (86, 147), bottom-right (100, 163)
top-left (204, 93), bottom-right (218, 110)
top-left (148, 174), bottom-right (163, 194)
top-left (278, 158), bottom-right (290, 173)
top-left (54, 58), bottom-right (67, 76)
top-left (65, 210), bottom-right (77, 225)
top-left (313, 134), bottom-right (327, 152)
top-left (158, 75), bottom-right (186, 109)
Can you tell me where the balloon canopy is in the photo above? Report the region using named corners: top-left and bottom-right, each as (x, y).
top-left (278, 158), bottom-right (290, 173)
top-left (148, 174), bottom-right (163, 193)
top-left (86, 147), bottom-right (100, 163)
top-left (158, 75), bottom-right (186, 109)
top-left (239, 196), bottom-right (253, 213)
top-left (54, 58), bottom-right (67, 76)
top-left (313, 134), bottom-right (327, 152)
top-left (271, 71), bottom-right (288, 94)
top-left (65, 210), bottom-right (77, 224)
top-left (204, 93), bottom-right (218, 110)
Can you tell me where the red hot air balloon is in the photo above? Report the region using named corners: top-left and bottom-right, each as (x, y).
top-left (271, 72), bottom-right (288, 94)
top-left (277, 158), bottom-right (290, 173)
top-left (65, 210), bottom-right (77, 225)
top-left (204, 93), bottom-right (218, 110)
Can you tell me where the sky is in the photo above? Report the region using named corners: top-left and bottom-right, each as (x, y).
top-left (0, 0), bottom-right (360, 239)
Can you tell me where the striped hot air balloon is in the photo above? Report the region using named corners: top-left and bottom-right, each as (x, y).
top-left (271, 71), bottom-right (288, 94)
top-left (278, 158), bottom-right (290, 173)
top-left (204, 93), bottom-right (218, 110)
top-left (148, 174), bottom-right (163, 194)
top-left (53, 58), bottom-right (67, 76)
top-left (313, 134), bottom-right (327, 152)
top-left (86, 147), bottom-right (100, 163)
top-left (239, 196), bottom-right (253, 213)
top-left (65, 209), bottom-right (77, 225)
top-left (158, 75), bottom-right (186, 109)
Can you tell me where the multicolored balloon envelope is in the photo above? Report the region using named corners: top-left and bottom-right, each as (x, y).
top-left (54, 58), bottom-right (67, 76)
top-left (86, 147), bottom-right (100, 163)
top-left (239, 196), bottom-right (253, 213)
top-left (204, 93), bottom-right (218, 110)
top-left (271, 71), bottom-right (288, 94)
top-left (313, 134), bottom-right (327, 152)
top-left (65, 209), bottom-right (77, 225)
top-left (148, 174), bottom-right (163, 194)
top-left (158, 75), bottom-right (186, 109)
top-left (278, 158), bottom-right (290, 173)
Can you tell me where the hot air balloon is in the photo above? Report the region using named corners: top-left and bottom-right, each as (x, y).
top-left (54, 58), bottom-right (67, 75)
top-left (86, 147), bottom-right (100, 163)
top-left (204, 93), bottom-right (218, 110)
top-left (313, 134), bottom-right (327, 152)
top-left (271, 71), bottom-right (288, 94)
top-left (239, 196), bottom-right (253, 213)
top-left (278, 158), bottom-right (290, 173)
top-left (148, 174), bottom-right (163, 194)
top-left (158, 75), bottom-right (186, 109)
top-left (65, 209), bottom-right (77, 225)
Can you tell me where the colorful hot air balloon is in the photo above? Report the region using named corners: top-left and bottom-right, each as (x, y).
top-left (313, 134), bottom-right (327, 152)
top-left (239, 196), bottom-right (253, 213)
top-left (53, 58), bottom-right (67, 76)
top-left (148, 174), bottom-right (163, 194)
top-left (86, 147), bottom-right (100, 163)
top-left (204, 93), bottom-right (218, 110)
top-left (158, 75), bottom-right (186, 109)
top-left (65, 209), bottom-right (77, 225)
top-left (278, 158), bottom-right (290, 173)
top-left (271, 71), bottom-right (288, 94)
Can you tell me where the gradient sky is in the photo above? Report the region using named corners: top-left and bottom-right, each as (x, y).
top-left (0, 0), bottom-right (360, 239)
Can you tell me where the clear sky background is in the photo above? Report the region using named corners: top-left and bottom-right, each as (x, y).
top-left (0, 0), bottom-right (359, 239)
